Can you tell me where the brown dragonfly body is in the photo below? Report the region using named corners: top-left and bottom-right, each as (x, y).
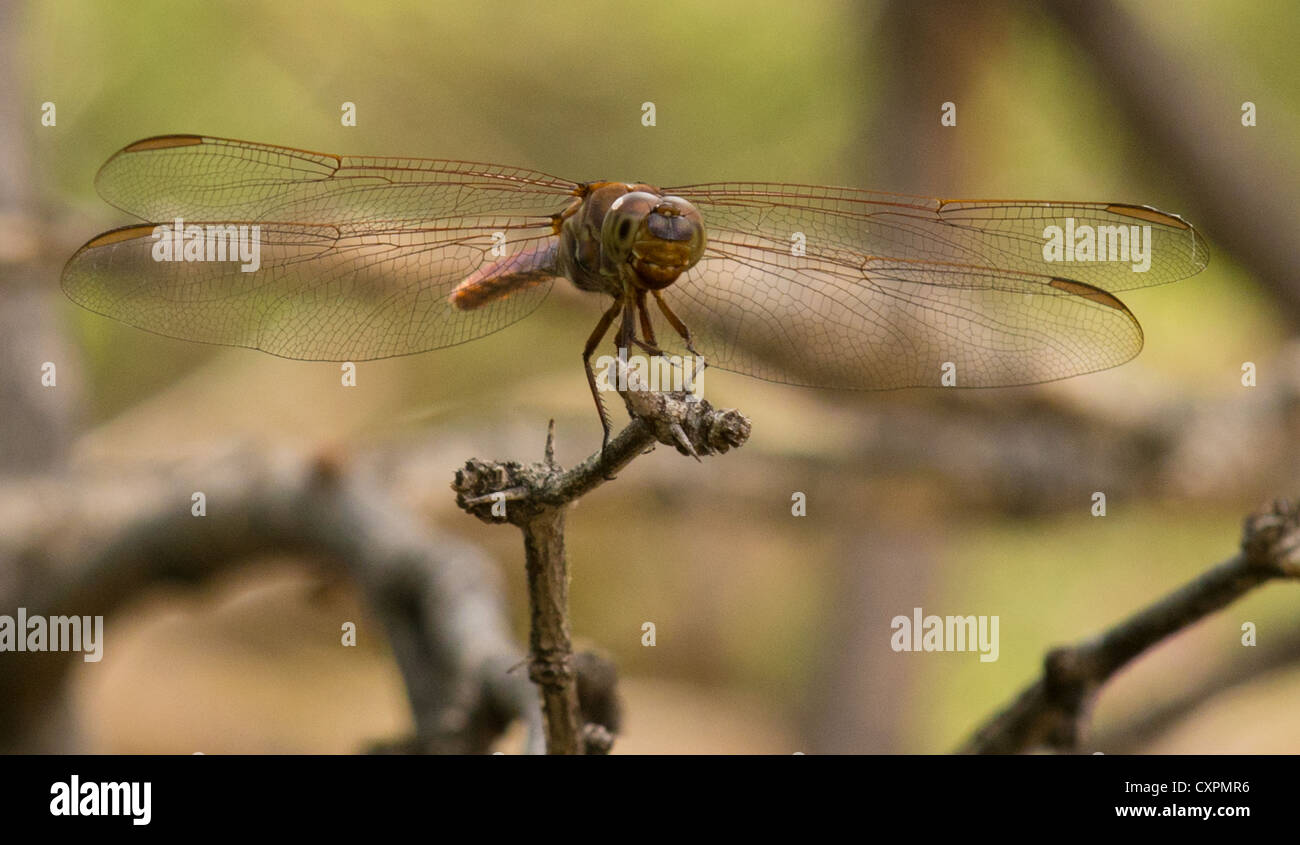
top-left (63, 135), bottom-right (1209, 446)
top-left (450, 180), bottom-right (708, 439)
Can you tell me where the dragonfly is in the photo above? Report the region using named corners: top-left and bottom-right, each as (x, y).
top-left (62, 135), bottom-right (1209, 447)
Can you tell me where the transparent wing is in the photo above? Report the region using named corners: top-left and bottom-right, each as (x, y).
top-left (667, 183), bottom-right (1208, 291)
top-left (63, 136), bottom-right (577, 359)
top-left (655, 184), bottom-right (1208, 388)
top-left (62, 221), bottom-right (559, 360)
top-left (95, 135), bottom-right (580, 223)
top-left (667, 243), bottom-right (1143, 388)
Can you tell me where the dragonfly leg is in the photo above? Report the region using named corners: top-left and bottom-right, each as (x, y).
top-left (618, 292), bottom-right (684, 403)
top-left (652, 290), bottom-right (702, 360)
top-left (634, 289), bottom-right (664, 354)
top-left (616, 289), bottom-right (639, 353)
top-left (583, 298), bottom-right (624, 456)
top-left (633, 289), bottom-right (705, 394)
top-left (652, 290), bottom-right (706, 395)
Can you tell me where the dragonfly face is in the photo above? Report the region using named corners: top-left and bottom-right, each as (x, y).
top-left (543, 182), bottom-right (706, 299)
top-left (62, 135), bottom-right (1210, 446)
top-left (599, 189), bottom-right (707, 290)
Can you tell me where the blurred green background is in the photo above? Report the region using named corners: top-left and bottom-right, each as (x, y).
top-left (5, 0), bottom-right (1300, 753)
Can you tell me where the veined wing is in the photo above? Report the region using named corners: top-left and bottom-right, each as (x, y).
top-left (62, 220), bottom-right (559, 360)
top-left (668, 183), bottom-right (1208, 292)
top-left (94, 135), bottom-right (580, 224)
top-left (63, 136), bottom-right (576, 359)
top-left (656, 184), bottom-right (1207, 389)
top-left (666, 242), bottom-right (1144, 389)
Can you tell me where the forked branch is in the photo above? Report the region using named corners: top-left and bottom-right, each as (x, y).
top-left (451, 391), bottom-right (750, 754)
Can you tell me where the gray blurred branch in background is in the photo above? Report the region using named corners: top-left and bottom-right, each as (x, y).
top-left (0, 447), bottom-right (543, 754)
top-left (840, 341), bottom-right (1300, 515)
top-left (0, 0), bottom-right (78, 471)
top-left (962, 498), bottom-right (1300, 754)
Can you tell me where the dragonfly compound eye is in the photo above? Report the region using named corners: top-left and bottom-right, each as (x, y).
top-left (602, 191), bottom-right (659, 258)
top-left (627, 195), bottom-right (706, 290)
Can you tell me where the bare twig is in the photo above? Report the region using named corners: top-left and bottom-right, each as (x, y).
top-left (1092, 624), bottom-right (1300, 751)
top-left (961, 498), bottom-right (1300, 754)
top-left (452, 392), bottom-right (750, 753)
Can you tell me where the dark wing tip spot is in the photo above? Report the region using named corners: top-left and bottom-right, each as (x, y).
top-left (80, 224), bottom-right (158, 248)
top-left (123, 135), bottom-right (205, 153)
top-left (1049, 276), bottom-right (1132, 314)
top-left (1104, 203), bottom-right (1191, 230)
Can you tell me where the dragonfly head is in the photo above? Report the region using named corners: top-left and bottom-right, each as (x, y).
top-left (602, 191), bottom-right (706, 290)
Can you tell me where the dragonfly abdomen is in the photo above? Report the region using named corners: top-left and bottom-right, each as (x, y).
top-left (449, 242), bottom-right (559, 310)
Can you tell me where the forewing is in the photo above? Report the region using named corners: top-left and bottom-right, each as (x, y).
top-left (95, 135), bottom-right (580, 223)
top-left (668, 183), bottom-right (1208, 291)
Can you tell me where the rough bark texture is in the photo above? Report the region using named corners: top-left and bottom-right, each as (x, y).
top-left (452, 394), bottom-right (750, 753)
